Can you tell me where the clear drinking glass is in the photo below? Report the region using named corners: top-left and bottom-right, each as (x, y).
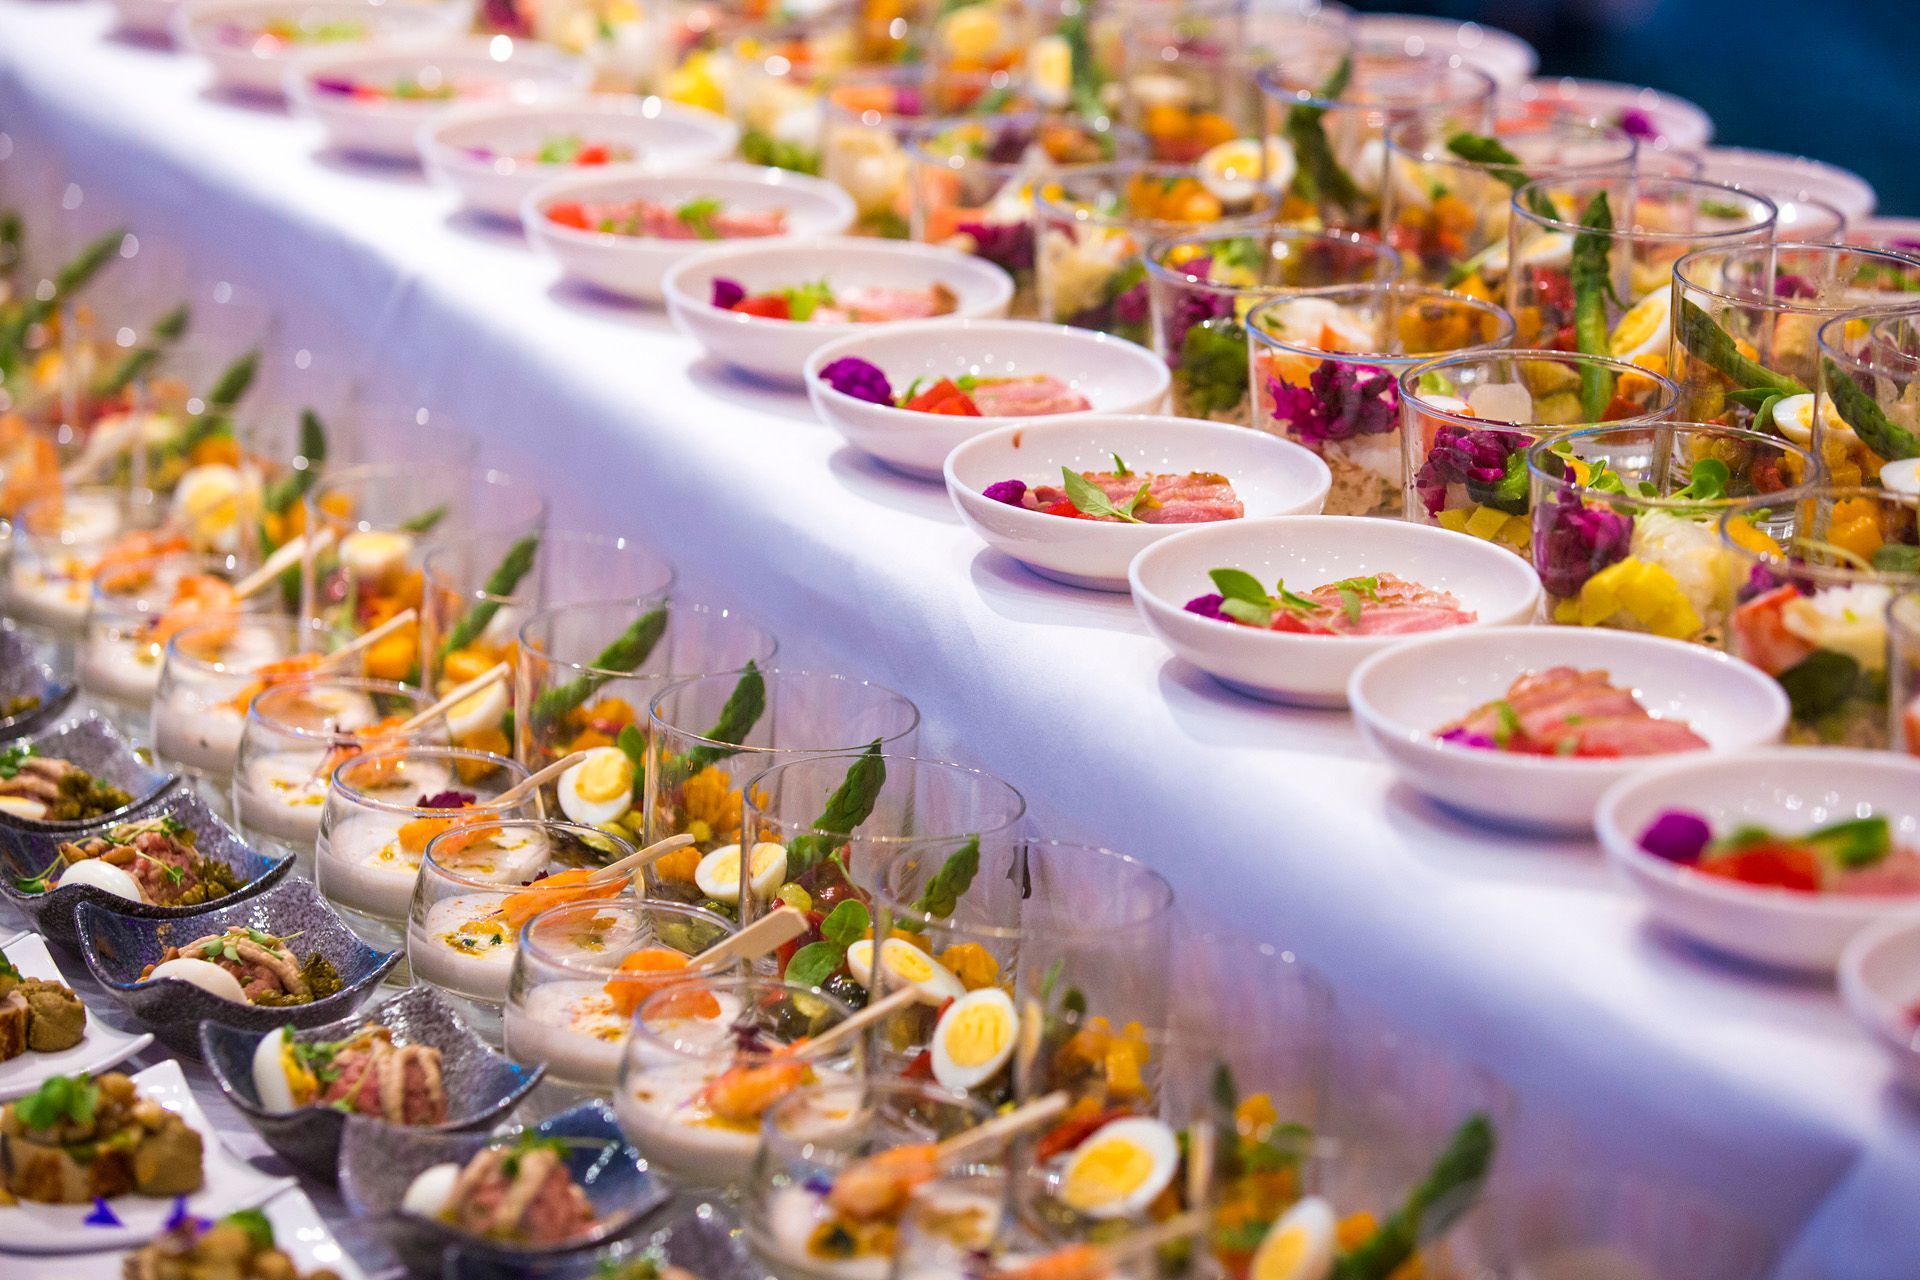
top-left (78, 550), bottom-right (254, 724)
top-left (152, 614), bottom-right (342, 788)
top-left (822, 67), bottom-right (1017, 240)
top-left (234, 677), bottom-right (447, 870)
top-left (313, 743), bottom-right (533, 949)
top-left (1248, 283), bottom-right (1514, 515)
top-left (1402, 348), bottom-right (1681, 549)
top-left (1118, 2), bottom-right (1285, 168)
top-left (503, 897), bottom-right (739, 1090)
top-left (643, 670), bottom-right (919, 914)
top-left (615, 973), bottom-right (864, 1187)
top-left (1718, 486), bottom-right (1920, 746)
top-left (7, 485), bottom-right (163, 637)
top-left (1528, 423), bottom-right (1814, 644)
top-left (1893, 591), bottom-right (1920, 755)
top-left (1144, 225), bottom-right (1402, 424)
top-left (1812, 307), bottom-right (1920, 492)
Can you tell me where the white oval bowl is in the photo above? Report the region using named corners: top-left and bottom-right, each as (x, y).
top-left (111, 0), bottom-right (184, 35)
top-left (665, 239), bottom-right (1016, 387)
top-left (177, 0), bottom-right (472, 98)
top-left (1348, 626), bottom-right (1788, 833)
top-left (285, 38), bottom-right (590, 161)
top-left (419, 96), bottom-right (740, 219)
top-left (1596, 749), bottom-right (1920, 974)
top-left (945, 414), bottom-right (1325, 592)
top-left (1698, 146), bottom-right (1877, 219)
top-left (811, 319), bottom-right (1171, 479)
top-left (523, 165), bottom-right (855, 305)
top-left (1129, 516), bottom-right (1543, 707)
top-left (1507, 77), bottom-right (1713, 151)
top-left (1840, 915), bottom-right (1920, 1092)
top-left (1356, 15), bottom-right (1538, 86)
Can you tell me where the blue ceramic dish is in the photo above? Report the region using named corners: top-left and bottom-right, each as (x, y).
top-left (339, 1099), bottom-right (666, 1276)
top-left (0, 787), bottom-right (291, 947)
top-left (0, 712), bottom-right (179, 833)
top-left (443, 1192), bottom-right (766, 1280)
top-left (0, 626), bottom-right (76, 740)
top-left (75, 874), bottom-right (400, 1055)
top-left (200, 984), bottom-right (545, 1184)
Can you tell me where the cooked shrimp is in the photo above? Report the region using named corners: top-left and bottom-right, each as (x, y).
top-left (994, 1244), bottom-right (1108, 1280)
top-left (825, 1143), bottom-right (940, 1220)
top-left (702, 1058), bottom-right (810, 1124)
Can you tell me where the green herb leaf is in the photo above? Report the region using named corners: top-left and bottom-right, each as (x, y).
top-left (1872, 544), bottom-right (1920, 574)
top-left (1332, 1113), bottom-right (1495, 1280)
top-left (263, 410), bottom-right (329, 516)
top-left (1671, 457), bottom-right (1730, 503)
top-left (782, 279), bottom-right (836, 322)
top-left (223, 1208), bottom-right (276, 1250)
top-left (820, 900), bottom-right (870, 947)
top-left (0, 743), bottom-right (31, 780)
top-left (1110, 452), bottom-right (1131, 476)
top-left (1061, 467), bottom-right (1146, 523)
top-left (676, 197), bottom-right (723, 240)
top-left (1219, 598), bottom-right (1275, 627)
top-left (1209, 568), bottom-right (1269, 605)
top-left (784, 941), bottom-right (846, 989)
top-left (1776, 648), bottom-right (1861, 720)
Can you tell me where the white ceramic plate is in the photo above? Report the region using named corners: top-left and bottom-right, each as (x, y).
top-left (668, 239), bottom-right (1016, 386)
top-left (29, 1186), bottom-right (369, 1280)
top-left (1129, 516), bottom-right (1543, 707)
top-left (1848, 216), bottom-right (1920, 252)
top-left (946, 414), bottom-right (1327, 592)
top-left (1698, 146), bottom-right (1876, 219)
top-left (523, 164), bottom-right (855, 304)
top-left (815, 319), bottom-right (1172, 479)
top-left (176, 0), bottom-right (472, 98)
top-left (1504, 77), bottom-right (1713, 151)
top-left (1356, 14), bottom-right (1537, 86)
top-left (286, 38), bottom-right (590, 161)
top-left (1597, 748), bottom-right (1920, 973)
top-left (0, 1058), bottom-right (296, 1254)
top-left (1348, 626), bottom-right (1789, 833)
top-left (420, 96), bottom-right (740, 219)
top-left (0, 934), bottom-right (153, 1101)
top-left (1840, 916), bottom-right (1920, 1092)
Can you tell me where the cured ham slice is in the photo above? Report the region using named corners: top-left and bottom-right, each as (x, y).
top-left (1438, 666), bottom-right (1709, 758)
top-left (1025, 470), bottom-right (1243, 524)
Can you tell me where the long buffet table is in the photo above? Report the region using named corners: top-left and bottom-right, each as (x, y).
top-left (3, 5), bottom-right (1920, 1275)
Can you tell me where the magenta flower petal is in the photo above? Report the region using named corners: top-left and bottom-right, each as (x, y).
top-left (1183, 592), bottom-right (1227, 621)
top-left (1639, 809), bottom-right (1712, 863)
top-left (418, 790), bottom-right (478, 809)
top-left (818, 356), bottom-right (894, 406)
top-left (711, 277), bottom-right (747, 309)
top-left (983, 479), bottom-right (1028, 506)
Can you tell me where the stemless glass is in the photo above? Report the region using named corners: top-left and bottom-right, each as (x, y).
top-left (1402, 348), bottom-right (1681, 548)
top-left (8, 485), bottom-right (162, 638)
top-left (1117, 2), bottom-right (1285, 167)
top-left (1813, 307), bottom-right (1920, 491)
top-left (616, 974), bottom-right (863, 1187)
top-left (1382, 117), bottom-right (1637, 286)
top-left (1249, 283), bottom-right (1514, 515)
top-left (748, 1079), bottom-right (993, 1280)
top-left (421, 530), bottom-right (676, 754)
top-left (1035, 162), bottom-right (1280, 345)
top-left (1718, 486), bottom-right (1920, 746)
top-left (78, 550), bottom-right (254, 726)
top-left (1528, 423), bottom-right (1813, 644)
top-left (1145, 226), bottom-right (1401, 424)
top-left (1257, 39), bottom-right (1498, 233)
top-left (234, 677), bottom-right (446, 870)
top-left (908, 112), bottom-right (1149, 315)
top-left (152, 614), bottom-right (343, 790)
top-left (1892, 591), bottom-right (1920, 754)
top-left (1504, 175), bottom-right (1775, 363)
top-left (643, 670), bottom-right (920, 912)
top-left (516, 598), bottom-right (778, 834)
top-left (303, 463), bottom-right (548, 681)
top-left (1671, 243), bottom-right (1920, 429)
top-left (313, 744), bottom-right (533, 949)
top-left (1772, 195), bottom-right (1848, 243)
top-left (822, 67), bottom-right (1016, 240)
top-left (409, 818), bottom-right (635, 1035)
top-left (503, 897), bottom-right (739, 1090)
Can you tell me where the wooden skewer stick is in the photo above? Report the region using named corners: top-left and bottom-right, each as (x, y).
top-left (490, 750), bottom-right (588, 808)
top-left (315, 608), bottom-right (417, 670)
top-left (232, 527), bottom-right (335, 600)
top-left (694, 905), bottom-right (812, 967)
top-left (797, 986), bottom-right (921, 1056)
top-left (936, 1091), bottom-right (1071, 1163)
top-left (392, 662), bottom-right (510, 736)
top-left (1099, 1211), bottom-right (1210, 1266)
top-left (583, 833), bottom-right (696, 887)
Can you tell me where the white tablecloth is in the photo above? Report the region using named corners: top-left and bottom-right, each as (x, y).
top-left (3, 6), bottom-right (1920, 1275)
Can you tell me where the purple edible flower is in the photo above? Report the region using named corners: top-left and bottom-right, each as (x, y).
top-left (1112, 279), bottom-right (1150, 330)
top-left (310, 75), bottom-right (356, 96)
top-left (1773, 273), bottom-right (1816, 299)
top-left (983, 479), bottom-right (1028, 507)
top-left (1533, 490), bottom-right (1633, 598)
top-left (1183, 593), bottom-right (1227, 621)
top-left (1639, 809), bottom-right (1712, 864)
top-left (418, 790), bottom-right (477, 809)
top-left (956, 219), bottom-right (1035, 274)
top-left (164, 1197), bottom-right (209, 1236)
top-left (710, 277), bottom-right (747, 310)
top-left (1412, 425), bottom-right (1532, 517)
top-left (1616, 108), bottom-right (1659, 141)
top-left (1159, 256), bottom-right (1236, 361)
top-left (1268, 361), bottom-right (1398, 447)
top-left (86, 1198), bottom-right (125, 1228)
top-left (818, 356), bottom-right (893, 405)
top-left (1740, 559), bottom-right (1785, 603)
top-left (895, 87), bottom-right (925, 118)
top-left (1437, 726), bottom-right (1498, 750)
top-left (1891, 238), bottom-right (1920, 254)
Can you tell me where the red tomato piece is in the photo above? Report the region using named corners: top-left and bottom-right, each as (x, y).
top-left (733, 295), bottom-right (791, 319)
top-left (546, 202), bottom-right (591, 230)
top-left (1698, 843), bottom-right (1822, 893)
top-left (575, 144), bottom-right (611, 165)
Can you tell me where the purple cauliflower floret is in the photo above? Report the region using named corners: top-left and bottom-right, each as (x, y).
top-left (1183, 593), bottom-right (1227, 621)
top-left (711, 277), bottom-right (747, 309)
top-left (1534, 490), bottom-right (1633, 598)
top-left (1268, 361), bottom-right (1399, 447)
top-left (1616, 108), bottom-right (1659, 141)
top-left (1638, 809), bottom-right (1713, 864)
top-left (1412, 425), bottom-right (1533, 517)
top-left (983, 480), bottom-right (1028, 507)
top-left (818, 356), bottom-right (894, 406)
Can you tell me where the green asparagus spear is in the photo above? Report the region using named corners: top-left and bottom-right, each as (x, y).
top-left (785, 740), bottom-right (887, 877)
top-left (436, 533), bottom-right (540, 662)
top-left (678, 661), bottom-right (768, 776)
top-left (1442, 133), bottom-right (1557, 220)
top-left (262, 411), bottom-right (329, 516)
top-left (1570, 193), bottom-right (1617, 421)
top-left (1333, 1113), bottom-right (1497, 1280)
top-left (177, 350), bottom-right (260, 452)
top-left (90, 303), bottom-right (189, 401)
top-left (1823, 356), bottom-right (1920, 461)
top-left (401, 504), bottom-right (449, 534)
top-left (909, 836), bottom-right (980, 918)
top-left (0, 211), bottom-right (21, 284)
top-left (1284, 57), bottom-right (1361, 217)
top-left (0, 227), bottom-right (124, 358)
top-left (1676, 299), bottom-right (1808, 398)
top-left (529, 605), bottom-right (670, 727)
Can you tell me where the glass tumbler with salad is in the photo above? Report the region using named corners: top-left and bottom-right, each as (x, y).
top-left (1813, 307), bottom-right (1920, 497)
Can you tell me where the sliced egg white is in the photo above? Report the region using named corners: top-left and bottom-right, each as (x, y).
top-left (693, 841), bottom-right (787, 905)
top-left (402, 1163), bottom-right (462, 1219)
top-left (444, 678), bottom-right (510, 744)
top-left (1608, 288), bottom-right (1671, 362)
top-left (846, 937), bottom-right (964, 1003)
top-left (1771, 392), bottom-right (1855, 446)
top-left (1056, 1116), bottom-right (1181, 1219)
top-left (171, 463), bottom-right (261, 556)
top-left (1464, 380), bottom-right (1537, 424)
top-left (1517, 231), bottom-right (1574, 273)
top-left (1880, 457), bottom-right (1920, 496)
top-left (1249, 1195), bottom-right (1337, 1280)
top-left (338, 529), bottom-right (414, 587)
top-left (930, 987), bottom-right (1019, 1091)
top-left (1196, 136), bottom-right (1295, 207)
top-left (251, 1025), bottom-right (302, 1112)
top-left (148, 956), bottom-right (249, 1003)
top-left (556, 745), bottom-right (636, 828)
top-left (58, 857), bottom-right (147, 903)
top-left (0, 795), bottom-right (49, 821)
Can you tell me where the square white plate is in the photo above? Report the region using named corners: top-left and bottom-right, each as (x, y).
top-left (0, 1058), bottom-right (296, 1255)
top-left (0, 935), bottom-right (154, 1101)
top-left (25, 1187), bottom-right (370, 1279)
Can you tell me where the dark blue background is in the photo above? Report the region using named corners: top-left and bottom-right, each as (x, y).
top-left (1355, 0), bottom-right (1910, 215)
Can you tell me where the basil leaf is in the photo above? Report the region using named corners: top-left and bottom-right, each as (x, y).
top-left (784, 941), bottom-right (845, 989)
top-left (820, 900), bottom-right (870, 947)
top-left (1209, 568), bottom-right (1269, 604)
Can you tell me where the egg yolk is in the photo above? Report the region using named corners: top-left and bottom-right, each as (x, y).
top-left (281, 1040), bottom-right (318, 1107)
top-left (1252, 1226), bottom-right (1310, 1280)
top-left (576, 751), bottom-right (633, 803)
top-left (1061, 1137), bottom-right (1154, 1210)
top-left (885, 942), bottom-right (936, 983)
top-left (941, 1003), bottom-right (1011, 1068)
